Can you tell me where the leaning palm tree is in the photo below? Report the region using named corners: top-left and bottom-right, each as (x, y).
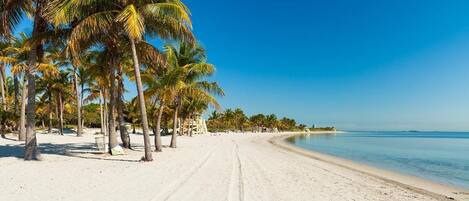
top-left (47, 0), bottom-right (194, 161)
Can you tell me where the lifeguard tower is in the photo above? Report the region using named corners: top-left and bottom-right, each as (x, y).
top-left (188, 115), bottom-right (208, 135)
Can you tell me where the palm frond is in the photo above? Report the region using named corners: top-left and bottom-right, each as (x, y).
top-left (116, 4), bottom-right (145, 40)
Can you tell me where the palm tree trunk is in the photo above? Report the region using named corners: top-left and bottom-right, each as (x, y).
top-left (181, 118), bottom-right (186, 136)
top-left (99, 90), bottom-right (104, 134)
top-left (81, 84), bottom-right (85, 130)
top-left (19, 76), bottom-right (27, 141)
top-left (103, 89), bottom-right (108, 136)
top-left (14, 75), bottom-right (19, 115)
top-left (73, 67), bottom-right (82, 137)
top-left (117, 65), bottom-right (130, 149)
top-left (107, 58), bottom-right (118, 152)
top-left (24, 7), bottom-right (50, 160)
top-left (1, 64), bottom-right (7, 95)
top-left (0, 65), bottom-right (6, 111)
top-left (170, 106), bottom-right (178, 148)
top-left (25, 68), bottom-right (39, 160)
top-left (58, 93), bottom-right (64, 136)
top-left (189, 117), bottom-right (193, 137)
top-left (48, 90), bottom-right (52, 134)
top-left (130, 38), bottom-right (152, 161)
top-left (154, 102), bottom-right (164, 152)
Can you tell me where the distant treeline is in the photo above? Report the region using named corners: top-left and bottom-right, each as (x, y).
top-left (207, 108), bottom-right (336, 133)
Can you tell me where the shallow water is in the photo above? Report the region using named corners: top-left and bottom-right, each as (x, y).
top-left (288, 131), bottom-right (469, 189)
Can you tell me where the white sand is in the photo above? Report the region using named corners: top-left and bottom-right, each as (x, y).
top-left (1, 131), bottom-right (468, 201)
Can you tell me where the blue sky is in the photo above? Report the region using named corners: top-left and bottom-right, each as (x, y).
top-left (11, 0), bottom-right (469, 131)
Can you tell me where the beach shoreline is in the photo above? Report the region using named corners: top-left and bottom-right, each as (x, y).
top-left (271, 132), bottom-right (469, 201)
top-left (1, 130), bottom-right (468, 201)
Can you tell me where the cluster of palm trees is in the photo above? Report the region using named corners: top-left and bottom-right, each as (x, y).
top-left (0, 0), bottom-right (223, 162)
top-left (207, 108), bottom-right (309, 133)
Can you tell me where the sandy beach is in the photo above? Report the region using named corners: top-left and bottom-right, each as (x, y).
top-left (1, 131), bottom-right (468, 201)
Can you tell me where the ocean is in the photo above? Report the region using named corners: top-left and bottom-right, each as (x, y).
top-left (287, 131), bottom-right (469, 189)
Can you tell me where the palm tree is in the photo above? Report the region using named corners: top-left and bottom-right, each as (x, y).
top-left (161, 43), bottom-right (224, 148)
top-left (117, 62), bottom-right (131, 149)
top-left (1, 32), bottom-right (30, 140)
top-left (43, 44), bottom-right (85, 136)
top-left (81, 48), bottom-right (120, 151)
top-left (77, 66), bottom-right (91, 129)
top-left (1, 0), bottom-right (52, 160)
top-left (63, 60), bottom-right (84, 137)
top-left (250, 114), bottom-right (266, 132)
top-left (143, 57), bottom-right (179, 151)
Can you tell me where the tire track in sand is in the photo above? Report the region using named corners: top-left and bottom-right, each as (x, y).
top-left (150, 144), bottom-right (221, 201)
top-left (242, 140), bottom-right (280, 201)
top-left (228, 141), bottom-right (244, 201)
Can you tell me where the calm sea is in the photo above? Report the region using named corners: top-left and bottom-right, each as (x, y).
top-left (287, 131), bottom-right (469, 189)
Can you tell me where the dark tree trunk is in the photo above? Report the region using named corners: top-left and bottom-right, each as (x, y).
top-left (130, 38), bottom-right (152, 161)
top-left (170, 105), bottom-right (178, 148)
top-left (73, 67), bottom-right (82, 137)
top-left (0, 64), bottom-right (6, 111)
top-left (58, 93), bottom-right (64, 136)
top-left (24, 50), bottom-right (39, 160)
top-left (189, 117), bottom-right (193, 137)
top-left (117, 65), bottom-right (130, 149)
top-left (48, 90), bottom-right (52, 134)
top-left (25, 1), bottom-right (46, 161)
top-left (107, 57), bottom-right (118, 152)
top-left (154, 102), bottom-right (164, 152)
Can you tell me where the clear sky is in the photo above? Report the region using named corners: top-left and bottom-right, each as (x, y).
top-left (11, 0), bottom-right (469, 131)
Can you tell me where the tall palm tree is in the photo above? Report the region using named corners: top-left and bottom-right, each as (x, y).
top-left (1, 0), bottom-right (51, 160)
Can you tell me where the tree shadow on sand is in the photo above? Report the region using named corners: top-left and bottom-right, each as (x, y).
top-left (0, 142), bottom-right (140, 163)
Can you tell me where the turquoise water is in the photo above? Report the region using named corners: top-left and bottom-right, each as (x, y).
top-left (287, 132), bottom-right (469, 189)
